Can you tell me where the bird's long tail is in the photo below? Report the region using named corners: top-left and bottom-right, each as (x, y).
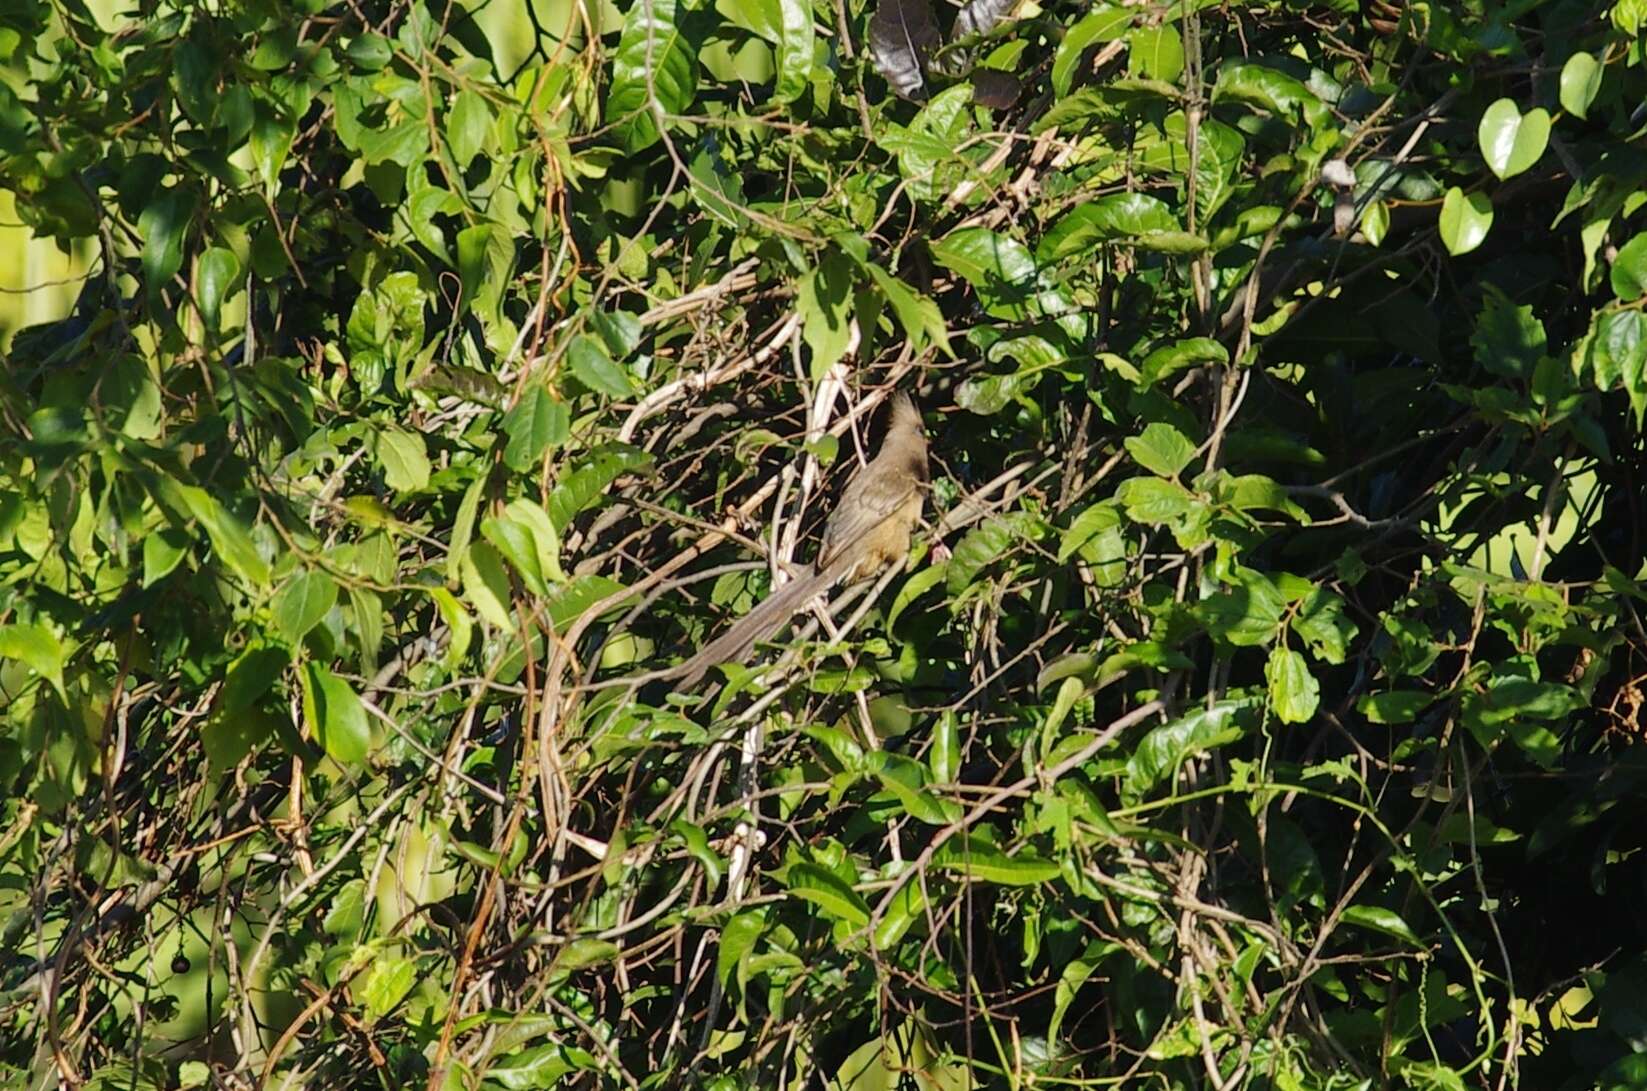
top-left (673, 559), bottom-right (848, 690)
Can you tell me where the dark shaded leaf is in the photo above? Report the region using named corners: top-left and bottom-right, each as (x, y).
top-left (970, 70), bottom-right (1020, 109)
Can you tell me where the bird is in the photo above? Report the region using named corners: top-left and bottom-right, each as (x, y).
top-left (672, 392), bottom-right (929, 690)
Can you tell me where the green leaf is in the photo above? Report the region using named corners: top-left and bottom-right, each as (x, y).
top-left (170, 483), bottom-right (270, 587)
top-left (946, 512), bottom-right (1037, 595)
top-left (544, 574), bottom-right (628, 634)
top-left (770, 0), bottom-right (813, 102)
top-left (931, 227), bottom-right (1060, 322)
top-left (1115, 477), bottom-right (1196, 525)
top-left (407, 185), bottom-right (454, 264)
top-left (1265, 647), bottom-right (1319, 724)
top-left (1610, 233), bottom-right (1647, 301)
top-left (139, 188), bottom-right (193, 293)
top-left (874, 754), bottom-right (960, 825)
top-left (1213, 62), bottom-right (1330, 131)
top-left (1290, 587), bottom-right (1357, 664)
top-left (589, 309), bottom-right (643, 358)
top-left (1362, 199), bottom-right (1390, 245)
top-left (375, 427), bottom-right (430, 493)
top-left (863, 262), bottom-right (950, 356)
top-left (887, 565), bottom-right (946, 630)
top-left (671, 819), bottom-right (725, 886)
top-left (1126, 700), bottom-right (1248, 794)
top-left (1438, 187), bottom-right (1492, 256)
top-left (1124, 422), bottom-right (1197, 478)
top-left (1471, 288), bottom-right (1546, 380)
top-left (456, 224), bottom-right (515, 327)
top-left (797, 251), bottom-right (856, 381)
top-left (568, 333), bottom-right (636, 397)
top-left (928, 714), bottom-right (959, 782)
top-left (1558, 52), bottom-right (1603, 120)
top-left (447, 89), bottom-right (492, 166)
top-left (362, 955), bottom-right (416, 1017)
top-left (1140, 336), bottom-right (1228, 387)
top-left (871, 874), bottom-right (926, 949)
top-left (1038, 193), bottom-right (1182, 262)
top-left (1058, 501), bottom-right (1121, 564)
top-left (204, 645), bottom-right (287, 768)
top-left (0, 622), bottom-right (65, 698)
top-left (546, 938), bottom-right (620, 984)
top-left (273, 569), bottom-right (338, 643)
top-left (1134, 113), bottom-right (1246, 222)
top-left (427, 586), bottom-right (474, 668)
top-left (483, 515), bottom-right (548, 597)
top-left (1129, 230), bottom-right (1208, 253)
top-left (196, 247), bottom-right (239, 328)
top-left (142, 529), bottom-right (189, 587)
top-left (503, 385), bottom-right (570, 472)
top-left (446, 472), bottom-right (487, 585)
top-left (345, 32), bottom-right (393, 70)
top-left (486, 1043), bottom-right (599, 1088)
top-left (301, 662), bottom-right (370, 765)
top-left (249, 26), bottom-right (297, 69)
top-left (1050, 941), bottom-right (1120, 1044)
top-left (784, 862), bottom-right (870, 926)
top-left (1339, 903), bottom-right (1421, 946)
top-left (607, 0), bottom-right (698, 153)
top-left (461, 540), bottom-right (516, 630)
top-left (1128, 24), bottom-right (1182, 83)
top-left (1052, 4), bottom-right (1132, 96)
top-left (1477, 99), bottom-right (1549, 180)
top-left (688, 142), bottom-right (748, 228)
top-left (249, 100), bottom-right (297, 191)
top-left (933, 834), bottom-right (1060, 885)
top-left (1584, 309), bottom-right (1647, 393)
top-left (1357, 690), bottom-right (1432, 724)
top-left (1198, 567), bottom-right (1286, 647)
top-left (717, 909), bottom-right (766, 986)
top-left (805, 723), bottom-right (867, 773)
top-left (1226, 473), bottom-right (1308, 521)
top-left (1044, 674), bottom-right (1084, 738)
top-left (501, 498), bottom-right (565, 584)
top-left (954, 370), bottom-right (1036, 415)
top-left (547, 446), bottom-right (653, 531)
top-left (1393, 1062), bottom-right (1466, 1091)
top-left (1463, 676), bottom-right (1579, 767)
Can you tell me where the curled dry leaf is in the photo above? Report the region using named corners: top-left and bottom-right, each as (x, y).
top-left (953, 0), bottom-right (1018, 40)
top-left (870, 0), bottom-right (942, 100)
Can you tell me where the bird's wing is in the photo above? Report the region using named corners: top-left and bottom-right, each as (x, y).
top-left (818, 464), bottom-right (921, 570)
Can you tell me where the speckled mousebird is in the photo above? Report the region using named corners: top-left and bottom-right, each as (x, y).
top-left (673, 392), bottom-right (928, 689)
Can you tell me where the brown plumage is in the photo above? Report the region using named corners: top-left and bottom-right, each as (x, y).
top-left (674, 393), bottom-right (929, 689)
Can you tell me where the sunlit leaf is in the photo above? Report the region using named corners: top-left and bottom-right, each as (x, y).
top-left (1439, 187), bottom-right (1492, 256)
top-left (301, 663), bottom-right (370, 765)
top-left (1477, 98), bottom-right (1549, 180)
top-left (607, 0), bottom-right (698, 152)
top-left (273, 569), bottom-right (338, 643)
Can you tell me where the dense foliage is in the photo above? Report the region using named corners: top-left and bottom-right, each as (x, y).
top-left (4, 0), bottom-right (1647, 1086)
